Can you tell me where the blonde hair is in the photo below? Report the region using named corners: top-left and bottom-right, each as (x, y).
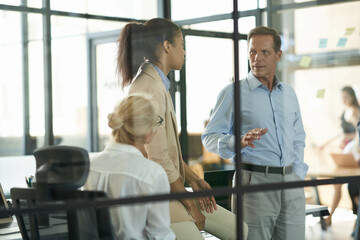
top-left (108, 94), bottom-right (158, 145)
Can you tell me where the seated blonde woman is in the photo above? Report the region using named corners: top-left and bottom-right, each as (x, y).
top-left (84, 94), bottom-right (175, 240)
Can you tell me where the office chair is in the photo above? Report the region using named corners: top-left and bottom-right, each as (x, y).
top-left (11, 187), bottom-right (114, 240)
top-left (11, 145), bottom-right (115, 240)
top-left (11, 187), bottom-right (41, 240)
top-left (204, 169), bottom-right (235, 210)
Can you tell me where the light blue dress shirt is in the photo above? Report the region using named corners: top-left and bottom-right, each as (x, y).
top-left (202, 71), bottom-right (308, 179)
top-left (150, 63), bottom-right (170, 91)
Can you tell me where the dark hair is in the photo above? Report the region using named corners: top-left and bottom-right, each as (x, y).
top-left (247, 26), bottom-right (282, 53)
top-left (342, 86), bottom-right (360, 109)
top-left (117, 18), bottom-right (181, 89)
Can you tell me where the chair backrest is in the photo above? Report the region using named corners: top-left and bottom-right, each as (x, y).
top-left (11, 187), bottom-right (115, 240)
top-left (33, 145), bottom-right (90, 213)
top-left (11, 187), bottom-right (39, 240)
top-left (204, 169), bottom-right (235, 210)
top-left (11, 145), bottom-right (114, 240)
top-left (33, 145), bottom-right (90, 190)
top-left (51, 189), bottom-right (114, 240)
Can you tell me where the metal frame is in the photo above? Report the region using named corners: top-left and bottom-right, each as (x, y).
top-left (86, 31), bottom-right (120, 152)
top-left (20, 0), bottom-right (31, 155)
top-left (232, 0), bottom-right (243, 235)
top-left (42, 0), bottom-right (54, 147)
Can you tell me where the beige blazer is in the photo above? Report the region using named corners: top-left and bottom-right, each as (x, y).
top-left (129, 63), bottom-right (185, 184)
top-left (129, 63), bottom-right (193, 223)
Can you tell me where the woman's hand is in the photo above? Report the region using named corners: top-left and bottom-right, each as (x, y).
top-left (241, 128), bottom-right (268, 148)
top-left (186, 202), bottom-right (206, 230)
top-left (190, 179), bottom-right (217, 213)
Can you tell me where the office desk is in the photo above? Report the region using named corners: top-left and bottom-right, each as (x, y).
top-left (307, 166), bottom-right (360, 178)
top-left (0, 216), bottom-right (68, 240)
top-left (306, 165), bottom-right (360, 206)
top-left (307, 166), bottom-right (360, 231)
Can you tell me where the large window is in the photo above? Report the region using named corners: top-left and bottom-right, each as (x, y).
top-left (0, 1), bottom-right (159, 155)
top-left (1, 1), bottom-right (360, 239)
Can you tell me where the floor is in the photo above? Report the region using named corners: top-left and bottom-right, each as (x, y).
top-left (202, 208), bottom-right (357, 240)
top-left (306, 208), bottom-right (357, 240)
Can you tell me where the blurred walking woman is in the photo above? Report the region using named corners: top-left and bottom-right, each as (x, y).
top-left (117, 18), bottom-right (246, 240)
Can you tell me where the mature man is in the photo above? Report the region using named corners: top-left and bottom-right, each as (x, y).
top-left (202, 26), bottom-right (308, 240)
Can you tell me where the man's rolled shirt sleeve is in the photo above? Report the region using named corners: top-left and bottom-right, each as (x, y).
top-left (202, 84), bottom-right (236, 160)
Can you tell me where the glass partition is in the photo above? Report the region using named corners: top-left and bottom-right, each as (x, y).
top-left (1, 1), bottom-right (360, 239)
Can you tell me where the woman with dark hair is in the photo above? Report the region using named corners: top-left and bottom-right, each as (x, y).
top-left (324, 86), bottom-right (360, 226)
top-left (117, 18), bottom-right (247, 240)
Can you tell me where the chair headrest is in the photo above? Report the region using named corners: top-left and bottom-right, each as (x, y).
top-left (33, 145), bottom-right (89, 189)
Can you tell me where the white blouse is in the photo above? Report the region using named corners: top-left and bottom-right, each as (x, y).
top-left (84, 142), bottom-right (175, 240)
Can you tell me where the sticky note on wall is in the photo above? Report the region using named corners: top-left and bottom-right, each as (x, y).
top-left (319, 38), bottom-right (328, 48)
top-left (316, 89), bottom-right (325, 98)
top-left (344, 27), bottom-right (355, 36)
top-left (337, 38), bottom-right (348, 47)
top-left (299, 56), bottom-right (312, 68)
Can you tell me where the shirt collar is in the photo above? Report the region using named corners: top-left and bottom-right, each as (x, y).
top-left (105, 141), bottom-right (143, 157)
top-left (247, 71), bottom-right (283, 92)
top-left (149, 63), bottom-right (170, 91)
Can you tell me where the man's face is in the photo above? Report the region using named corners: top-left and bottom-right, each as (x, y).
top-left (248, 35), bottom-right (282, 80)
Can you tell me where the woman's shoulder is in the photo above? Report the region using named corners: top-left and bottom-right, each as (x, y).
top-left (128, 156), bottom-right (168, 187)
top-left (130, 64), bottom-right (164, 90)
top-left (91, 147), bottom-right (166, 178)
top-left (345, 106), bottom-right (360, 118)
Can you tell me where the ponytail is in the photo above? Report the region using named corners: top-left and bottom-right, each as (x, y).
top-left (117, 18), bottom-right (181, 89)
top-left (117, 23), bottom-right (147, 89)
